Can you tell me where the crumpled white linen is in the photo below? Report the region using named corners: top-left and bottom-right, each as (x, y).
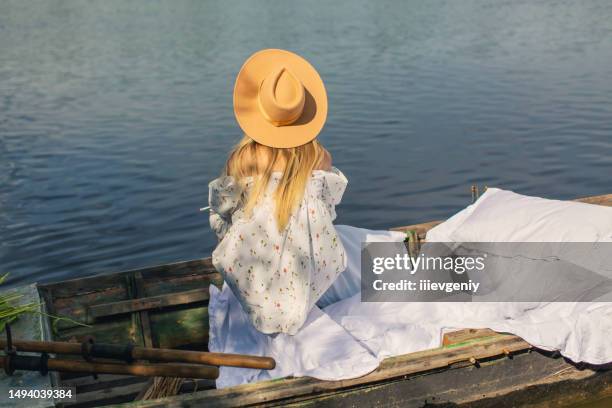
top-left (323, 297), bottom-right (612, 365)
top-left (208, 225), bottom-right (404, 387)
top-left (208, 225), bottom-right (612, 388)
top-left (208, 283), bottom-right (381, 388)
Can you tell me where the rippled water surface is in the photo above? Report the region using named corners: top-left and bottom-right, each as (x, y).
top-left (1, 0), bottom-right (611, 286)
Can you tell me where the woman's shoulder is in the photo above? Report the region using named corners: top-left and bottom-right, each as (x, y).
top-left (314, 149), bottom-right (332, 171)
top-left (311, 166), bottom-right (347, 184)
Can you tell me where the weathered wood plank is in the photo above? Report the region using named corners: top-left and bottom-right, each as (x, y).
top-left (178, 378), bottom-right (216, 393)
top-left (48, 282), bottom-right (131, 331)
top-left (89, 288), bottom-right (210, 320)
top-left (54, 285), bottom-right (129, 319)
top-left (450, 364), bottom-right (612, 408)
top-left (125, 352), bottom-right (612, 408)
top-left (39, 258), bottom-right (217, 299)
top-left (142, 273), bottom-right (221, 297)
top-left (134, 271), bottom-right (154, 349)
top-left (53, 303), bottom-right (210, 391)
top-left (574, 193), bottom-right (612, 206)
top-left (140, 258), bottom-right (217, 280)
top-left (63, 381), bottom-right (145, 407)
top-left (57, 318), bottom-right (141, 346)
top-left (68, 375), bottom-right (148, 395)
top-left (264, 354), bottom-right (610, 408)
top-left (44, 272), bottom-right (217, 331)
top-left (148, 306), bottom-right (209, 349)
top-left (61, 374), bottom-right (144, 389)
top-left (42, 273), bottom-right (129, 299)
top-left (442, 328), bottom-right (499, 347)
top-left (125, 335), bottom-right (530, 407)
top-left (390, 220), bottom-right (442, 239)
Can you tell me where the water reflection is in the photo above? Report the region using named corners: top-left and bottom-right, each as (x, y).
top-left (1, 0), bottom-right (611, 285)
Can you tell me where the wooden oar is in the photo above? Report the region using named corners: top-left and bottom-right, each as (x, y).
top-left (0, 354), bottom-right (219, 379)
top-left (0, 339), bottom-right (275, 370)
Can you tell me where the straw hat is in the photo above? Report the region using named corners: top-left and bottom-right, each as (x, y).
top-left (233, 49), bottom-right (328, 148)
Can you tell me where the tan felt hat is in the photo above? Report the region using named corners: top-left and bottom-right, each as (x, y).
top-left (233, 49), bottom-right (328, 148)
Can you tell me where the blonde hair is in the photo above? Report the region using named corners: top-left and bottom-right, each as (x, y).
top-left (225, 135), bottom-right (329, 231)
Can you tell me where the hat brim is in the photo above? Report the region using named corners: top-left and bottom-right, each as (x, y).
top-left (233, 49), bottom-right (328, 148)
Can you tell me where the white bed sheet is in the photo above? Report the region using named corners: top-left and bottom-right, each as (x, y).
top-left (209, 225), bottom-right (612, 388)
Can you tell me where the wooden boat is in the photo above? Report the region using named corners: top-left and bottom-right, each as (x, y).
top-left (5, 193), bottom-right (612, 407)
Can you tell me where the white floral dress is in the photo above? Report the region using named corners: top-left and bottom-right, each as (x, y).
top-left (209, 167), bottom-right (348, 335)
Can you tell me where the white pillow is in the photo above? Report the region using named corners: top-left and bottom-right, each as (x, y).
top-left (448, 188), bottom-right (612, 243)
top-left (426, 188), bottom-right (501, 242)
top-left (426, 189), bottom-right (612, 303)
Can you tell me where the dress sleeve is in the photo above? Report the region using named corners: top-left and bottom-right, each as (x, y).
top-left (208, 176), bottom-right (243, 240)
top-left (318, 167), bottom-right (348, 221)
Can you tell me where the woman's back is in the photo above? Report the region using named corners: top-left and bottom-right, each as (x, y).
top-left (209, 163), bottom-right (348, 334)
top-left (210, 48), bottom-right (346, 335)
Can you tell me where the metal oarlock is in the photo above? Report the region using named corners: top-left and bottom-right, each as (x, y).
top-left (39, 352), bottom-right (49, 376)
top-left (3, 324), bottom-right (50, 377)
top-left (81, 336), bottom-right (95, 362)
top-left (80, 336), bottom-right (98, 380)
top-left (3, 323), bottom-right (16, 376)
top-left (471, 185), bottom-right (480, 203)
top-left (81, 336), bottom-right (135, 364)
top-left (404, 229), bottom-right (420, 258)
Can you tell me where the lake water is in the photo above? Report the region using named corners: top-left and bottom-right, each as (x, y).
top-left (1, 0), bottom-right (611, 286)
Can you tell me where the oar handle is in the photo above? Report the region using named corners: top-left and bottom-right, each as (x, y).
top-left (0, 354), bottom-right (219, 379)
top-left (134, 348), bottom-right (276, 370)
top-left (0, 339), bottom-right (276, 370)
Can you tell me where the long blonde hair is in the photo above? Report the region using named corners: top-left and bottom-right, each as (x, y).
top-left (225, 135), bottom-right (329, 231)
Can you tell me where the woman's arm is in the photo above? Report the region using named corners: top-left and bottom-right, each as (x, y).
top-left (208, 176), bottom-right (242, 241)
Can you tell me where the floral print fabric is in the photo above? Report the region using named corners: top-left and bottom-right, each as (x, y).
top-left (209, 167), bottom-right (348, 335)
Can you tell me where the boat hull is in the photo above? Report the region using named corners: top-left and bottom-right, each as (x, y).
top-left (24, 193), bottom-right (612, 407)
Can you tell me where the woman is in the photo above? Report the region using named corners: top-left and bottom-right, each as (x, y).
top-left (209, 49), bottom-right (351, 335)
top-left (207, 49), bottom-right (406, 386)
